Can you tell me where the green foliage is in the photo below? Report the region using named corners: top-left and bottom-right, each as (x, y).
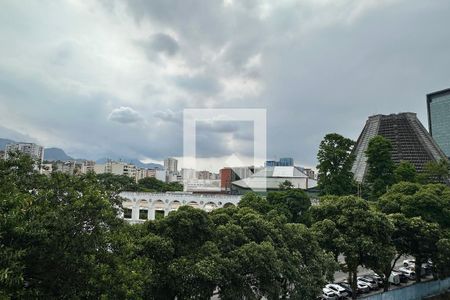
top-left (0, 156), bottom-right (334, 299)
top-left (316, 133), bottom-right (356, 196)
top-left (3, 152), bottom-right (450, 298)
top-left (95, 173), bottom-right (184, 195)
top-left (436, 238), bottom-right (450, 279)
top-left (394, 160), bottom-right (417, 183)
top-left (365, 135), bottom-right (395, 200)
top-left (279, 180), bottom-right (294, 190)
top-left (238, 192), bottom-right (272, 214)
top-left (137, 176), bottom-right (183, 192)
top-left (0, 154), bottom-right (130, 298)
top-left (379, 182), bottom-right (450, 229)
top-left (311, 195), bottom-right (394, 297)
top-left (267, 189), bottom-right (311, 223)
top-left (96, 172), bottom-right (138, 193)
top-left (418, 159), bottom-right (450, 184)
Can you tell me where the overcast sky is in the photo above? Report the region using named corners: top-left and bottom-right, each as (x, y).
top-left (1, 0), bottom-right (449, 171)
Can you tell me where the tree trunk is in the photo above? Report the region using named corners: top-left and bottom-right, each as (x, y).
top-left (415, 261), bottom-right (422, 283)
top-left (351, 270), bottom-right (358, 300)
top-left (383, 277), bottom-right (390, 292)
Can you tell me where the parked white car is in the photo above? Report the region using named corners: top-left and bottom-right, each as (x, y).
top-left (325, 284), bottom-right (348, 299)
top-left (399, 267), bottom-right (416, 280)
top-left (356, 282), bottom-right (370, 293)
top-left (322, 288), bottom-right (339, 300)
top-left (357, 277), bottom-right (378, 290)
top-left (403, 259), bottom-right (415, 267)
top-left (342, 279), bottom-right (370, 294)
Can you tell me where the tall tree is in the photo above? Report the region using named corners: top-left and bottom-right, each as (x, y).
top-left (310, 195), bottom-right (393, 299)
top-left (394, 160), bottom-right (417, 183)
top-left (365, 135), bottom-right (395, 200)
top-left (317, 133), bottom-right (356, 196)
top-left (267, 189), bottom-right (311, 223)
top-left (210, 196), bottom-right (336, 299)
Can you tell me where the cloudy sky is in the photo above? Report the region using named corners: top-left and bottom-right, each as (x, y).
top-left (1, 0), bottom-right (449, 171)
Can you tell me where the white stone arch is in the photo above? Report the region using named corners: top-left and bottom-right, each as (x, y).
top-left (170, 200), bottom-right (181, 211)
top-left (137, 199), bottom-right (150, 220)
top-left (223, 202), bottom-right (236, 208)
top-left (203, 201), bottom-right (217, 212)
top-left (150, 199), bottom-right (166, 220)
top-left (187, 201), bottom-right (199, 208)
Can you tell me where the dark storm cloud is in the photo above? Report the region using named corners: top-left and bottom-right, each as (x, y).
top-left (148, 33), bottom-right (179, 56)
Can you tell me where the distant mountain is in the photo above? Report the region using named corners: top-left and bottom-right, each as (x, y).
top-left (1, 137), bottom-right (163, 169)
top-left (44, 147), bottom-right (74, 161)
top-left (0, 138), bottom-right (15, 150)
top-left (96, 157), bottom-right (163, 169)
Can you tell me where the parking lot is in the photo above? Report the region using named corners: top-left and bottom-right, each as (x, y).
top-left (326, 256), bottom-right (434, 299)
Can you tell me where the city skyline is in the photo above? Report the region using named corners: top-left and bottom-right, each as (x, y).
top-left (1, 0), bottom-right (450, 171)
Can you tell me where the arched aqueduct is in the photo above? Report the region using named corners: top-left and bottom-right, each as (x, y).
top-left (119, 192), bottom-right (242, 224)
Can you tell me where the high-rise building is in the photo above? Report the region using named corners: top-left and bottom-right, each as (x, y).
top-left (164, 157), bottom-right (178, 173)
top-left (427, 88), bottom-right (450, 158)
top-left (279, 157), bottom-right (294, 166)
top-left (4, 142), bottom-right (44, 165)
top-left (352, 112), bottom-right (448, 182)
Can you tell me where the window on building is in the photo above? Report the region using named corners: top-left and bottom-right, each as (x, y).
top-left (139, 209), bottom-right (148, 220)
top-left (123, 208), bottom-right (132, 219)
top-left (155, 210), bottom-right (165, 220)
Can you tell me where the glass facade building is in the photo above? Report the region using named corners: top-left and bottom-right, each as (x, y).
top-left (427, 89), bottom-right (450, 158)
top-left (265, 157), bottom-right (294, 167)
top-left (279, 157), bottom-right (294, 166)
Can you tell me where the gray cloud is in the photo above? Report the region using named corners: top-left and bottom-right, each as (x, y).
top-left (173, 74), bottom-right (222, 95)
top-left (108, 106), bottom-right (142, 124)
top-left (148, 33), bottom-right (179, 56)
top-left (154, 109), bottom-right (181, 124)
top-left (1, 0), bottom-right (450, 169)
top-left (195, 121), bottom-right (254, 158)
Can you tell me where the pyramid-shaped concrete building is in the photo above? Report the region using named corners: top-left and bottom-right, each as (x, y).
top-left (352, 112), bottom-right (448, 182)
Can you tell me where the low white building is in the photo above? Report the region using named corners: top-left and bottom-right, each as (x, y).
top-left (119, 191), bottom-right (241, 224)
top-left (232, 166), bottom-right (318, 193)
top-left (183, 179), bottom-right (221, 193)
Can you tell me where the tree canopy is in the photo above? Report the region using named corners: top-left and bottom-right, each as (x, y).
top-left (2, 152), bottom-right (450, 298)
top-left (317, 133), bottom-right (356, 196)
top-left (365, 135), bottom-right (395, 200)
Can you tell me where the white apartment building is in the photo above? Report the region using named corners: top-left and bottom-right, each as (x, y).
top-left (94, 161), bottom-right (137, 178)
top-left (155, 169), bottom-right (166, 182)
top-left (135, 168), bottom-right (158, 181)
top-left (4, 142), bottom-right (44, 163)
top-left (164, 157), bottom-right (178, 173)
top-left (81, 160), bottom-right (96, 174)
top-left (181, 168), bottom-right (196, 181)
